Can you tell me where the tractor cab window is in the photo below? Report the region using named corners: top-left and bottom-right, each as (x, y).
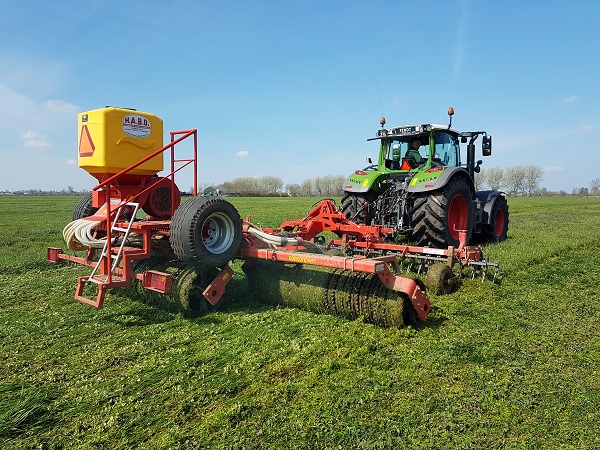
top-left (433, 132), bottom-right (460, 167)
top-left (384, 141), bottom-right (408, 170)
top-left (384, 138), bottom-right (429, 170)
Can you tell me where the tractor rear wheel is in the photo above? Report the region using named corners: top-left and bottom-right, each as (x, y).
top-left (480, 195), bottom-right (509, 243)
top-left (409, 177), bottom-right (474, 248)
top-left (341, 192), bottom-right (376, 224)
top-left (170, 197), bottom-right (242, 267)
top-left (73, 193), bottom-right (98, 220)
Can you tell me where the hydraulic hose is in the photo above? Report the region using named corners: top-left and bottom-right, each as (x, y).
top-left (62, 219), bottom-right (104, 251)
top-left (243, 221), bottom-right (324, 253)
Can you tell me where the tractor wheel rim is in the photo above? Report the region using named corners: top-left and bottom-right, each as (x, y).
top-left (448, 194), bottom-right (467, 240)
top-left (201, 212), bottom-right (235, 255)
top-left (494, 208), bottom-right (505, 237)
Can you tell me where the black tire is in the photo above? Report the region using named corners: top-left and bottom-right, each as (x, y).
top-left (341, 192), bottom-right (376, 224)
top-left (72, 193), bottom-right (98, 220)
top-left (170, 197), bottom-right (242, 267)
top-left (409, 177), bottom-right (474, 248)
top-left (480, 195), bottom-right (509, 243)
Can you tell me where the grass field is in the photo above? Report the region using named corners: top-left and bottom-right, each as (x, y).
top-left (1, 195), bottom-right (599, 449)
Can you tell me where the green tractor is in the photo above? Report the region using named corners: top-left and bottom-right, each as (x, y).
top-left (341, 108), bottom-right (509, 248)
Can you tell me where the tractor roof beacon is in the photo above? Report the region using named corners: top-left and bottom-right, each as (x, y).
top-left (341, 108), bottom-right (509, 248)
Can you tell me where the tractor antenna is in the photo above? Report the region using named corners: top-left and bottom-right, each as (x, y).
top-left (376, 78), bottom-right (385, 129)
top-left (447, 107), bottom-right (455, 129)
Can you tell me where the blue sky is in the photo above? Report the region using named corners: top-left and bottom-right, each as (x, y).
top-left (0, 0), bottom-right (598, 192)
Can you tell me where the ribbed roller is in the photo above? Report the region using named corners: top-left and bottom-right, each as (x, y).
top-left (128, 256), bottom-right (220, 316)
top-left (243, 260), bottom-right (419, 327)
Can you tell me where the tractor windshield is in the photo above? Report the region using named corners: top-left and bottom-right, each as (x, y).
top-left (383, 137), bottom-right (428, 170)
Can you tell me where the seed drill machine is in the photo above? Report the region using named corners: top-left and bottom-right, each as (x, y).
top-left (48, 107), bottom-right (501, 328)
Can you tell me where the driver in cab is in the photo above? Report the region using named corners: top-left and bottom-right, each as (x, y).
top-left (406, 138), bottom-right (425, 164)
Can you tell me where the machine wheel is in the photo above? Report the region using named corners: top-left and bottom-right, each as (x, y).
top-left (341, 192), bottom-right (376, 224)
top-left (409, 177), bottom-right (474, 248)
top-left (170, 197), bottom-right (242, 267)
top-left (425, 263), bottom-right (456, 295)
top-left (72, 193), bottom-right (98, 220)
top-left (480, 195), bottom-right (509, 243)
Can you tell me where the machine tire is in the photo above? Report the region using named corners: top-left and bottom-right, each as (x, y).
top-left (409, 176), bottom-right (474, 248)
top-left (425, 263), bottom-right (456, 295)
top-left (341, 192), bottom-right (376, 224)
top-left (72, 193), bottom-right (98, 220)
top-left (480, 195), bottom-right (509, 243)
top-left (170, 197), bottom-right (242, 267)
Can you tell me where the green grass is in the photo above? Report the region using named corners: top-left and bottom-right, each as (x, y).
top-left (0, 195), bottom-right (599, 449)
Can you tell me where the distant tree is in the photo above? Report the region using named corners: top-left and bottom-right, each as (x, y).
top-left (591, 178), bottom-right (600, 195)
top-left (286, 183), bottom-right (302, 197)
top-left (300, 178), bottom-right (315, 196)
top-left (474, 170), bottom-right (486, 191)
top-left (504, 165), bottom-right (527, 195)
top-left (259, 176), bottom-right (283, 194)
top-left (485, 167), bottom-right (505, 191)
top-left (524, 165), bottom-right (544, 196)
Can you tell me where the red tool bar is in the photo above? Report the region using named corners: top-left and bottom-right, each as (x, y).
top-left (239, 247), bottom-right (388, 273)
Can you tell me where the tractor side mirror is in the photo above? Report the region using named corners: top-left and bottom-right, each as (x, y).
top-left (482, 135), bottom-right (492, 156)
top-left (366, 157), bottom-right (372, 164)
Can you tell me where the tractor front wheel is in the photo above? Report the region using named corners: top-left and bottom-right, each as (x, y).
top-left (341, 192), bottom-right (376, 224)
top-left (170, 197), bottom-right (242, 267)
top-left (409, 177), bottom-right (474, 248)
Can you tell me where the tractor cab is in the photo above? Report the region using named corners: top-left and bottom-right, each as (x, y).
top-left (374, 125), bottom-right (462, 174)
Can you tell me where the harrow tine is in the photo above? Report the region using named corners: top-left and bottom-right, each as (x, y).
top-left (492, 266), bottom-right (500, 284)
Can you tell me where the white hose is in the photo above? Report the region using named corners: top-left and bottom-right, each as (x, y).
top-left (63, 219), bottom-right (104, 252)
top-left (244, 221), bottom-right (324, 253)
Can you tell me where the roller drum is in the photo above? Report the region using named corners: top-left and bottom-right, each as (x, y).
top-left (243, 260), bottom-right (417, 327)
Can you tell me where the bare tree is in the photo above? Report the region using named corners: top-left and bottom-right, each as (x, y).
top-left (504, 165), bottom-right (527, 195)
top-left (474, 169), bottom-right (486, 191)
top-left (259, 176), bottom-right (283, 194)
top-left (286, 183), bottom-right (302, 197)
top-left (300, 178), bottom-right (315, 196)
top-left (591, 178), bottom-right (600, 195)
top-left (485, 167), bottom-right (505, 191)
top-left (524, 165), bottom-right (544, 196)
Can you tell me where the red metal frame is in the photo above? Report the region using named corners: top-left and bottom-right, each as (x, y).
top-left (49, 130), bottom-right (198, 307)
top-left (275, 199), bottom-right (486, 266)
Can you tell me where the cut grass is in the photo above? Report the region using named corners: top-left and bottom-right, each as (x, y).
top-left (0, 195), bottom-right (599, 449)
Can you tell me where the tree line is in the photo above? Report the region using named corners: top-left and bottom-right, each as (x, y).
top-left (477, 165), bottom-right (599, 196)
top-left (476, 165), bottom-right (544, 196)
top-left (216, 175), bottom-right (346, 197)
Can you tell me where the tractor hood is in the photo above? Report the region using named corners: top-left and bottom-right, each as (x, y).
top-left (343, 168), bottom-right (395, 194)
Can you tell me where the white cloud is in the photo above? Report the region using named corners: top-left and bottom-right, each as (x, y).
top-left (21, 130), bottom-right (51, 149)
top-left (43, 99), bottom-right (80, 115)
top-left (67, 158), bottom-right (77, 166)
top-left (544, 166), bottom-right (565, 173)
top-left (235, 150), bottom-right (249, 157)
top-left (561, 95), bottom-right (577, 103)
top-left (576, 124), bottom-right (597, 133)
